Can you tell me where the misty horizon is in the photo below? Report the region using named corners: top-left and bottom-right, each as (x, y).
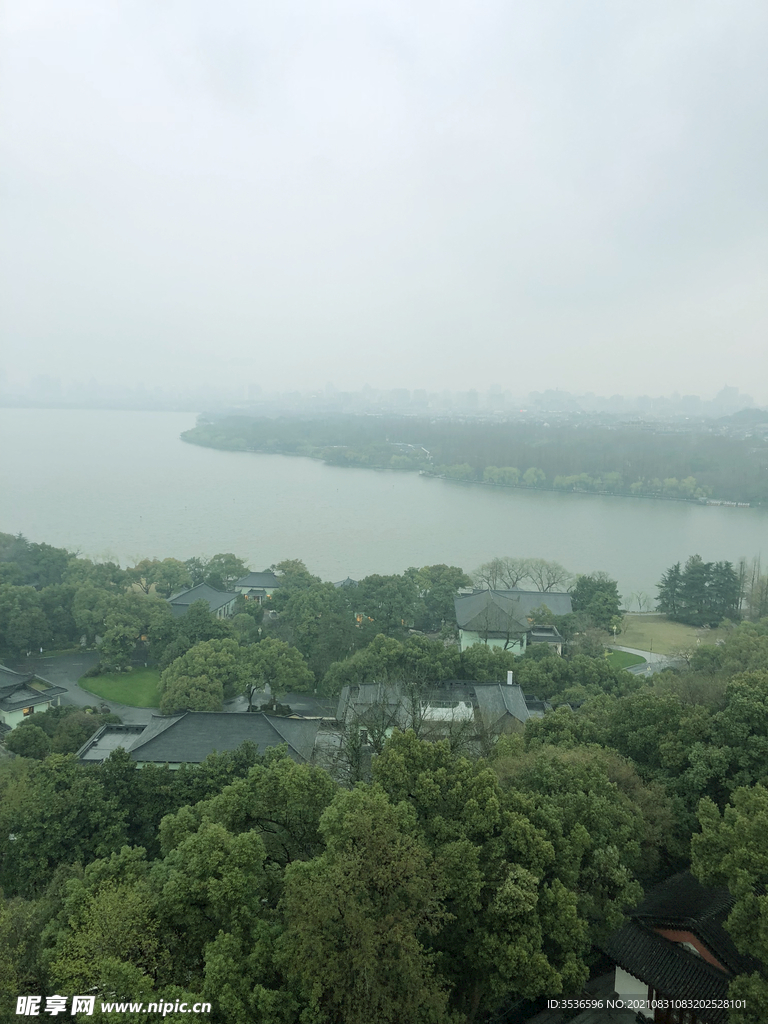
top-left (2, 1), bottom-right (767, 400)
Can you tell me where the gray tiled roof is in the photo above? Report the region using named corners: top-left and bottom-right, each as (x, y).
top-left (336, 681), bottom-right (532, 729)
top-left (523, 694), bottom-right (552, 718)
top-left (115, 711), bottom-right (319, 763)
top-left (603, 872), bottom-right (765, 1024)
top-left (606, 923), bottom-right (731, 1023)
top-left (455, 589), bottom-right (572, 633)
top-left (167, 584), bottom-right (236, 614)
top-left (0, 666), bottom-right (67, 712)
top-left (528, 625), bottom-right (564, 643)
top-left (234, 571), bottom-right (281, 589)
top-left (474, 683), bottom-right (530, 730)
top-left (336, 683), bottom-right (407, 728)
top-left (77, 724), bottom-right (147, 762)
top-left (0, 664), bottom-right (54, 687)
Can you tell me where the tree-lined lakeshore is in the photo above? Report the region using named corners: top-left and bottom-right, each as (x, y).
top-left (182, 412), bottom-right (768, 504)
top-left (2, 533), bottom-right (768, 1022)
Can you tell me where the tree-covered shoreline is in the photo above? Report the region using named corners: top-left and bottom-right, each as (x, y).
top-left (181, 413), bottom-right (768, 504)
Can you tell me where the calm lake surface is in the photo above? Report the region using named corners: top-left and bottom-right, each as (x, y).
top-left (1, 408), bottom-right (765, 601)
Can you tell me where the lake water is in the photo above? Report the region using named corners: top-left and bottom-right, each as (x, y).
top-left (0, 408), bottom-right (765, 603)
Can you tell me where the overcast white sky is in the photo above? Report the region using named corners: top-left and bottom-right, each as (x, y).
top-left (1, 0), bottom-right (767, 399)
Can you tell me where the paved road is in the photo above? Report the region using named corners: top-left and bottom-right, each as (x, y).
top-left (608, 644), bottom-right (680, 676)
top-left (14, 651), bottom-right (156, 726)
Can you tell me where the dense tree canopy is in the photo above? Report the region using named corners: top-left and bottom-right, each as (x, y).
top-left (160, 638), bottom-right (247, 713)
top-left (4, 531), bottom-right (768, 1022)
top-left (657, 555), bottom-right (741, 625)
top-left (692, 786), bottom-right (768, 1024)
top-left (569, 573), bottom-right (622, 630)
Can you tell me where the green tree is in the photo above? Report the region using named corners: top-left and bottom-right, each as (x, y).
top-left (128, 558), bottom-right (192, 598)
top-left (709, 561), bottom-right (742, 621)
top-left (692, 785), bottom-right (768, 1024)
top-left (0, 585), bottom-right (51, 656)
top-left (709, 670), bottom-right (768, 794)
top-left (243, 638), bottom-right (314, 705)
top-left (205, 553), bottom-right (250, 590)
top-left (274, 580), bottom-right (358, 677)
top-left (406, 564), bottom-right (472, 630)
top-left (159, 638), bottom-right (247, 714)
top-left (63, 557), bottom-right (127, 589)
top-left (522, 467), bottom-right (545, 487)
top-left (0, 535), bottom-right (71, 589)
top-left (0, 755), bottom-right (126, 897)
top-left (49, 877), bottom-right (164, 1000)
top-left (356, 573), bottom-right (419, 635)
top-left (373, 733), bottom-right (587, 1020)
top-left (492, 743), bottom-right (645, 943)
top-left (321, 634), bottom-right (462, 697)
top-left (184, 553), bottom-right (249, 591)
top-left (50, 712), bottom-right (113, 755)
top-left (189, 754), bottom-right (338, 866)
top-left (715, 619), bottom-right (768, 675)
top-left (43, 846), bottom-right (205, 1021)
top-left (4, 723), bottom-right (52, 760)
top-left (570, 573), bottom-right (622, 629)
top-left (72, 585), bottom-right (118, 646)
top-left (99, 624), bottom-right (137, 672)
top-left (680, 555), bottom-right (715, 626)
top-left (278, 785), bottom-right (452, 1024)
top-left (272, 558), bottom-right (319, 592)
top-left (442, 462), bottom-right (475, 481)
top-left (483, 466), bottom-right (520, 487)
top-left (153, 818), bottom-right (274, 982)
top-left (39, 584), bottom-right (79, 647)
top-left (230, 611), bottom-right (262, 645)
top-left (660, 556), bottom-right (742, 626)
top-left (158, 601), bottom-right (234, 669)
top-left (458, 642), bottom-right (518, 682)
top-left (656, 562), bottom-right (682, 618)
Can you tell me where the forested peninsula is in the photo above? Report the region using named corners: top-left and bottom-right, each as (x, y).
top-left (182, 413), bottom-right (768, 504)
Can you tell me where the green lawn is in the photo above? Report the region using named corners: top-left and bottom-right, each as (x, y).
top-left (619, 614), bottom-right (729, 656)
top-left (79, 668), bottom-right (162, 708)
top-left (605, 650), bottom-right (646, 669)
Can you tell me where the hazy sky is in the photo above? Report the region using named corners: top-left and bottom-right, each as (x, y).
top-left (2, 0), bottom-right (767, 398)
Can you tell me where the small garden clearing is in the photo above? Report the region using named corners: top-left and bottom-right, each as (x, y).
top-left (619, 614), bottom-right (729, 656)
top-left (79, 667), bottom-right (162, 708)
top-left (605, 650), bottom-right (646, 669)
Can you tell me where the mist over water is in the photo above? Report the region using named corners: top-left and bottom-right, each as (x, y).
top-left (1, 408), bottom-right (764, 600)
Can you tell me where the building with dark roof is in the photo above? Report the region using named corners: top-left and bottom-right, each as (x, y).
top-left (167, 583), bottom-right (237, 619)
top-left (604, 872), bottom-right (764, 1024)
top-left (454, 589), bottom-right (570, 653)
top-left (77, 710), bottom-right (320, 766)
top-left (232, 571), bottom-right (281, 602)
top-left (0, 665), bottom-right (67, 736)
top-left (335, 675), bottom-right (547, 744)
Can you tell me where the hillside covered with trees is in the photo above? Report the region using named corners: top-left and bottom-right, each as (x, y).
top-left (182, 413), bottom-right (768, 503)
top-left (2, 534), bottom-right (768, 1021)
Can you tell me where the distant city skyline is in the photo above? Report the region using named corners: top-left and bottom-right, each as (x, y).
top-left (0, 372), bottom-right (759, 418)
